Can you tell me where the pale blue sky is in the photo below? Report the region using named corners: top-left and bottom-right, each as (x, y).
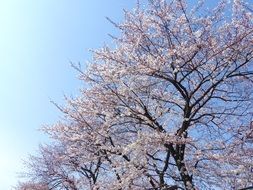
top-left (0, 1), bottom-right (135, 189)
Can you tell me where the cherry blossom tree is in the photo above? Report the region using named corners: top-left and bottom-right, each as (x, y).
top-left (20, 144), bottom-right (102, 190)
top-left (19, 0), bottom-right (253, 189)
top-left (14, 181), bottom-right (49, 190)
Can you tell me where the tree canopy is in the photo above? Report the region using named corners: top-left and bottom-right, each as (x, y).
top-left (17, 0), bottom-right (253, 189)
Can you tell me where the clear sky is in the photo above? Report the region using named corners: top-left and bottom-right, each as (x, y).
top-left (0, 0), bottom-right (135, 189)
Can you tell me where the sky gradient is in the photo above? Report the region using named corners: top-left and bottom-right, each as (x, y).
top-left (0, 1), bottom-right (135, 189)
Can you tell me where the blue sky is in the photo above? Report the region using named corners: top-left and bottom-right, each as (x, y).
top-left (0, 1), bottom-right (135, 189)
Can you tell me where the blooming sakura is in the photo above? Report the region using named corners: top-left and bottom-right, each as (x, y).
top-left (16, 0), bottom-right (253, 189)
